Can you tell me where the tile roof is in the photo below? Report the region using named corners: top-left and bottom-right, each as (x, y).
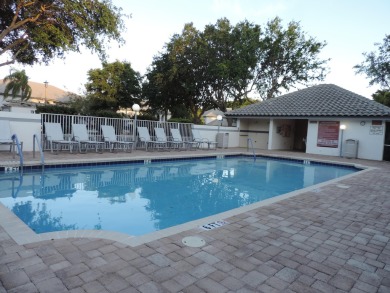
top-left (225, 84), bottom-right (390, 118)
top-left (0, 79), bottom-right (70, 103)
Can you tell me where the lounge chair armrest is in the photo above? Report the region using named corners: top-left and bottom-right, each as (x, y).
top-left (156, 137), bottom-right (165, 142)
top-left (195, 138), bottom-right (209, 142)
top-left (103, 136), bottom-right (112, 142)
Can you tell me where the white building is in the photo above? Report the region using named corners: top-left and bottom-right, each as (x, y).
top-left (226, 84), bottom-right (390, 161)
top-left (203, 109), bottom-right (229, 126)
top-left (0, 80), bottom-right (71, 112)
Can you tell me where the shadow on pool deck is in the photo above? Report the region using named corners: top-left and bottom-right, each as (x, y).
top-left (0, 148), bottom-right (390, 292)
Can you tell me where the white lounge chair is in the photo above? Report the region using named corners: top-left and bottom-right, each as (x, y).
top-left (72, 123), bottom-right (104, 153)
top-left (0, 120), bottom-right (15, 153)
top-left (170, 128), bottom-right (198, 150)
top-left (101, 125), bottom-right (133, 153)
top-left (191, 129), bottom-right (218, 150)
top-left (155, 127), bottom-right (178, 150)
top-left (137, 126), bottom-right (167, 151)
top-left (0, 120), bottom-right (23, 158)
top-left (44, 122), bottom-right (77, 154)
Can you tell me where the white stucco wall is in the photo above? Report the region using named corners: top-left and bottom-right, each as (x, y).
top-left (238, 119), bottom-right (269, 149)
top-left (306, 118), bottom-right (386, 161)
top-left (192, 125), bottom-right (239, 148)
top-left (0, 112), bottom-right (41, 152)
top-left (269, 119), bottom-right (295, 150)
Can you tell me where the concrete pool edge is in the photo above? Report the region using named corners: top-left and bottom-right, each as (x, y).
top-left (3, 150), bottom-right (365, 171)
top-left (0, 153), bottom-right (374, 247)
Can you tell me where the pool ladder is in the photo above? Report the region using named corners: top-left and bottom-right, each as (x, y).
top-left (33, 133), bottom-right (45, 170)
top-left (247, 138), bottom-right (256, 161)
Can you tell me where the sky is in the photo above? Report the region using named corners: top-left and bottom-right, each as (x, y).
top-left (1, 0), bottom-right (389, 99)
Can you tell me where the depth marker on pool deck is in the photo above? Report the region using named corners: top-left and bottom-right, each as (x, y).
top-left (199, 220), bottom-right (229, 230)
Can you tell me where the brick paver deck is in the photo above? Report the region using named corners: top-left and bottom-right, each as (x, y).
top-left (0, 149), bottom-right (389, 292)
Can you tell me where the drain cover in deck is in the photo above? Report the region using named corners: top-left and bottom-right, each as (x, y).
top-left (182, 236), bottom-right (205, 247)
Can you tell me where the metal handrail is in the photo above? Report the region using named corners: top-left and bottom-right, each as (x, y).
top-left (247, 138), bottom-right (256, 161)
top-left (11, 134), bottom-right (24, 173)
top-left (33, 133), bottom-right (45, 169)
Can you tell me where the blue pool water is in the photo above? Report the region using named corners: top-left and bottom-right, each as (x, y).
top-left (0, 157), bottom-right (358, 236)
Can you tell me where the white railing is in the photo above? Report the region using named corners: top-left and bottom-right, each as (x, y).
top-left (41, 113), bottom-right (194, 151)
top-left (33, 133), bottom-right (45, 168)
top-left (11, 134), bottom-right (24, 172)
top-left (247, 137), bottom-right (256, 161)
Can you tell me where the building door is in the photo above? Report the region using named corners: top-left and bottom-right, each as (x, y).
top-left (293, 119), bottom-right (308, 152)
top-left (384, 122), bottom-right (390, 161)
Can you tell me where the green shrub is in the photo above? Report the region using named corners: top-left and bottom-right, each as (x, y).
top-left (138, 113), bottom-right (158, 121)
top-left (35, 104), bottom-right (78, 115)
top-left (90, 110), bottom-right (123, 118)
top-left (168, 117), bottom-right (193, 123)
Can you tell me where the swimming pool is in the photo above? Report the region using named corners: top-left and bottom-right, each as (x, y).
top-left (0, 156), bottom-right (359, 236)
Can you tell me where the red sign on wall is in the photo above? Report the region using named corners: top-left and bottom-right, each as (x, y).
top-left (317, 121), bottom-right (340, 148)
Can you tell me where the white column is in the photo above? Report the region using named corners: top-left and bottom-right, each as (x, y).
top-left (268, 119), bottom-right (274, 150)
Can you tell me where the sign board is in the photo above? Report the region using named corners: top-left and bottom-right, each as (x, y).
top-left (317, 121), bottom-right (340, 148)
top-left (369, 125), bottom-right (384, 135)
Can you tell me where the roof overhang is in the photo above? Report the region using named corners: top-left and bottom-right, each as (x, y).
top-left (226, 115), bottom-right (390, 120)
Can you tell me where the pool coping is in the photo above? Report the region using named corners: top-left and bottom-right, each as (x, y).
top-left (0, 152), bottom-right (374, 247)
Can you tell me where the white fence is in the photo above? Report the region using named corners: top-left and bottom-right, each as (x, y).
top-left (41, 113), bottom-right (195, 151)
top-left (0, 112), bottom-right (240, 152)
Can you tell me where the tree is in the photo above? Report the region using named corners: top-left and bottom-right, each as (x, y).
top-left (255, 17), bottom-right (329, 100)
top-left (144, 19), bottom-right (260, 123)
top-left (3, 68), bottom-right (32, 100)
top-left (85, 60), bottom-right (141, 113)
top-left (143, 25), bottom-right (212, 124)
top-left (0, 0), bottom-right (126, 67)
top-left (354, 35), bottom-right (390, 90)
top-left (201, 18), bottom-right (261, 111)
top-left (226, 97), bottom-right (258, 109)
top-left (167, 23), bottom-right (214, 122)
top-left (144, 17), bottom-right (328, 122)
top-left (143, 51), bottom-right (196, 121)
top-left (372, 90), bottom-right (390, 107)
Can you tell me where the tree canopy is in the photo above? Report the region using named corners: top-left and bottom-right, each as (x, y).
top-left (201, 18), bottom-right (261, 109)
top-left (372, 90), bottom-right (390, 107)
top-left (144, 19), bottom-right (263, 123)
top-left (143, 17), bottom-right (328, 123)
top-left (3, 68), bottom-right (32, 100)
top-left (255, 17), bottom-right (328, 99)
top-left (0, 0), bottom-right (126, 67)
top-left (85, 60), bottom-right (141, 114)
top-left (354, 35), bottom-right (390, 90)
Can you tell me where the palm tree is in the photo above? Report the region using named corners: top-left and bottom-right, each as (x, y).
top-left (3, 69), bottom-right (32, 101)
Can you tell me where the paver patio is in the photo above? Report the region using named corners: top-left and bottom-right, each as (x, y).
top-left (0, 149), bottom-right (389, 292)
